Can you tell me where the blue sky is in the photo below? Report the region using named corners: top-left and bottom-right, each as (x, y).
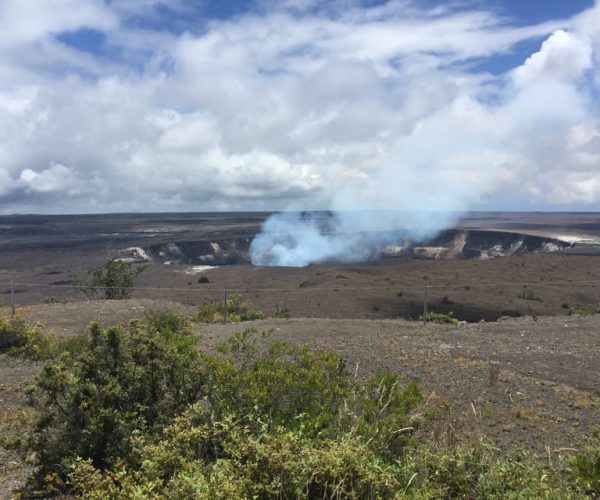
top-left (0, 0), bottom-right (599, 214)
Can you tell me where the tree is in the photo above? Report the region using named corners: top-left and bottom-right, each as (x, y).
top-left (81, 258), bottom-right (146, 300)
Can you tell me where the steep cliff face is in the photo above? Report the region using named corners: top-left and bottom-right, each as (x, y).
top-left (118, 238), bottom-right (252, 265)
top-left (381, 229), bottom-right (572, 260)
top-left (118, 230), bottom-right (573, 265)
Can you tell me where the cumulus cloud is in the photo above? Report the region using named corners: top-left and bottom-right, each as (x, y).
top-left (19, 163), bottom-right (80, 194)
top-left (0, 0), bottom-right (115, 45)
top-left (513, 29), bottom-right (592, 84)
top-left (0, 0), bottom-right (598, 218)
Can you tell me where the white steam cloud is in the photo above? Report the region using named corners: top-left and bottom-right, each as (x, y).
top-left (251, 27), bottom-right (599, 267)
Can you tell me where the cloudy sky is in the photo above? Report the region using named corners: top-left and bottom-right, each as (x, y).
top-left (0, 0), bottom-right (599, 214)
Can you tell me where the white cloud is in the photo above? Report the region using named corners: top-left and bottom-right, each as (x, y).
top-left (0, 0), bottom-right (598, 214)
top-left (513, 29), bottom-right (592, 85)
top-left (0, 0), bottom-right (116, 47)
top-left (19, 163), bottom-right (80, 194)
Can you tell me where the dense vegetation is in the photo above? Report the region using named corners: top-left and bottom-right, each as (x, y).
top-left (0, 313), bottom-right (598, 498)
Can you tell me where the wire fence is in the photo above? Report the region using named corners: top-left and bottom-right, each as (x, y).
top-left (3, 277), bottom-right (600, 324)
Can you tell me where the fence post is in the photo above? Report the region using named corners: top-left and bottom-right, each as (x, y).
top-left (422, 279), bottom-right (429, 325)
top-left (11, 278), bottom-right (15, 317)
top-left (223, 290), bottom-right (228, 324)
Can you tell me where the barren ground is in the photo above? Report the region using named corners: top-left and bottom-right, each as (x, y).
top-left (1, 212), bottom-right (600, 496)
top-left (1, 298), bottom-right (600, 497)
top-left (12, 301), bottom-right (600, 450)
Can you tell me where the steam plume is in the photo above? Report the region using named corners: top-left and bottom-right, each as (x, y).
top-left (250, 27), bottom-right (598, 267)
top-left (250, 96), bottom-right (497, 267)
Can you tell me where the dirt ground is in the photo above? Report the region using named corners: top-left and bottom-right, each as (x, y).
top-left (16, 301), bottom-right (600, 449)
top-left (4, 254), bottom-right (600, 324)
top-left (1, 297), bottom-right (599, 496)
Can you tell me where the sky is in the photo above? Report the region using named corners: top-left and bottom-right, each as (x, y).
top-left (0, 0), bottom-right (599, 214)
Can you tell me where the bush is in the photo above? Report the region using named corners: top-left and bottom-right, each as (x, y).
top-left (23, 321), bottom-right (593, 498)
top-left (517, 290), bottom-right (543, 302)
top-left (419, 311), bottom-right (460, 325)
top-left (28, 325), bottom-right (425, 496)
top-left (0, 316), bottom-right (55, 360)
top-left (68, 418), bottom-right (584, 499)
top-left (198, 275), bottom-right (210, 284)
top-left (571, 427), bottom-right (600, 496)
top-left (65, 328), bottom-right (424, 498)
top-left (0, 316), bottom-right (29, 350)
top-left (197, 294), bottom-right (265, 323)
top-left (69, 413), bottom-right (405, 499)
top-left (77, 258), bottom-right (146, 300)
top-left (274, 300), bottom-right (291, 319)
top-left (401, 445), bottom-right (579, 498)
top-left (26, 314), bottom-right (207, 493)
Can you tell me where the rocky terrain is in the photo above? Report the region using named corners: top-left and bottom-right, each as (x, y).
top-left (1, 212), bottom-right (600, 496)
top-left (10, 300), bottom-right (600, 456)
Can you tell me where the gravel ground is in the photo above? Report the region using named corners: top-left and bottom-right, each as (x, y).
top-left (195, 315), bottom-right (600, 453)
top-left (0, 355), bottom-right (39, 500)
top-left (1, 301), bottom-right (599, 496)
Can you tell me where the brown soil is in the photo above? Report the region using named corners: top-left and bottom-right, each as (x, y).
top-left (5, 254), bottom-right (600, 324)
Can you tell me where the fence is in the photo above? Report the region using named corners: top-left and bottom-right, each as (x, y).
top-left (3, 277), bottom-right (600, 325)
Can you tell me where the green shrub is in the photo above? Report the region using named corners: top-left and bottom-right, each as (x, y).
top-left (419, 311), bottom-right (460, 325)
top-left (401, 445), bottom-right (580, 499)
top-left (69, 413), bottom-right (405, 499)
top-left (197, 294), bottom-right (265, 323)
top-left (0, 316), bottom-right (55, 360)
top-left (24, 321), bottom-right (593, 498)
top-left (0, 316), bottom-right (29, 350)
top-left (570, 427), bottom-right (600, 496)
top-left (198, 275), bottom-right (210, 284)
top-left (68, 417), bottom-right (585, 499)
top-left (65, 324), bottom-right (424, 498)
top-left (28, 325), bottom-right (425, 496)
top-left (42, 296), bottom-right (69, 304)
top-left (26, 315), bottom-right (207, 493)
top-left (211, 329), bottom-right (356, 435)
top-left (274, 300), bottom-right (291, 319)
top-left (567, 304), bottom-right (600, 316)
top-left (77, 258), bottom-right (146, 300)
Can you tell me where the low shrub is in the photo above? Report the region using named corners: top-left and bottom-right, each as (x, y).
top-left (567, 304), bottom-right (600, 316)
top-left (0, 316), bottom-right (29, 350)
top-left (401, 445), bottom-right (579, 498)
top-left (419, 311), bottom-right (460, 325)
top-left (0, 316), bottom-right (55, 360)
top-left (570, 427), bottom-right (600, 496)
top-left (75, 258), bottom-right (146, 300)
top-left (197, 294), bottom-right (265, 323)
top-left (27, 325), bottom-right (425, 496)
top-left (210, 328), bottom-right (422, 446)
top-left (20, 317), bottom-right (595, 498)
top-left (68, 418), bottom-right (585, 499)
top-left (26, 314), bottom-right (207, 494)
top-left (274, 300), bottom-right (291, 319)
